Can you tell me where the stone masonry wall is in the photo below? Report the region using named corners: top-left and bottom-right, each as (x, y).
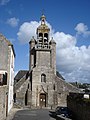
top-left (36, 50), bottom-right (51, 67)
top-left (14, 76), bottom-right (30, 107)
top-left (0, 86), bottom-right (7, 120)
top-left (67, 92), bottom-right (90, 120)
top-left (31, 66), bottom-right (56, 108)
top-left (55, 76), bottom-right (79, 106)
top-left (0, 34), bottom-right (8, 70)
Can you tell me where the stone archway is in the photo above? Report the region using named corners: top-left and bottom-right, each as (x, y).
top-left (39, 93), bottom-right (46, 108)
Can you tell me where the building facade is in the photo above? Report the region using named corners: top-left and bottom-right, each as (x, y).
top-left (14, 15), bottom-right (79, 108)
top-left (0, 34), bottom-right (15, 119)
top-left (29, 15), bottom-right (79, 108)
top-left (29, 15), bottom-right (57, 108)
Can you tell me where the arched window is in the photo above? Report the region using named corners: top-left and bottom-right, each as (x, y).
top-left (44, 33), bottom-right (48, 39)
top-left (39, 33), bottom-right (43, 42)
top-left (44, 33), bottom-right (48, 44)
top-left (41, 74), bottom-right (46, 83)
top-left (0, 72), bottom-right (7, 86)
top-left (39, 33), bottom-right (43, 38)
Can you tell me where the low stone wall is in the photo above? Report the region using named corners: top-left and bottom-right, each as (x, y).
top-left (67, 92), bottom-right (90, 120)
top-left (0, 86), bottom-right (7, 120)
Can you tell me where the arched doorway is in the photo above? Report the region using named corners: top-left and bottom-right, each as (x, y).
top-left (40, 93), bottom-right (46, 107)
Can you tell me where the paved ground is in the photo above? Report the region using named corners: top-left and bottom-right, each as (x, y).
top-left (6, 108), bottom-right (21, 120)
top-left (8, 108), bottom-right (55, 120)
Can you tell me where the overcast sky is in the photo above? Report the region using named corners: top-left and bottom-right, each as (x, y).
top-left (0, 0), bottom-right (90, 83)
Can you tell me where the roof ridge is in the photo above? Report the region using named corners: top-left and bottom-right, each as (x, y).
top-left (0, 33), bottom-right (12, 45)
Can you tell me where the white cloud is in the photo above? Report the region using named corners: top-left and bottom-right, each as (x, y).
top-left (75, 23), bottom-right (90, 37)
top-left (17, 21), bottom-right (39, 44)
top-left (52, 32), bottom-right (76, 49)
top-left (56, 44), bottom-right (90, 83)
top-left (0, 0), bottom-right (10, 5)
top-left (17, 21), bottom-right (53, 44)
top-left (17, 21), bottom-right (90, 83)
top-left (6, 17), bottom-right (19, 27)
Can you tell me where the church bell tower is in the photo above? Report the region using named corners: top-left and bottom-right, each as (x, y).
top-left (29, 14), bottom-right (56, 108)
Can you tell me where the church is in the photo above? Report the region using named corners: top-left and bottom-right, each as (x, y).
top-left (14, 15), bottom-right (78, 108)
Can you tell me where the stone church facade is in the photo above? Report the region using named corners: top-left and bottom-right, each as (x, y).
top-left (29, 14), bottom-right (57, 108)
top-left (14, 15), bottom-right (79, 108)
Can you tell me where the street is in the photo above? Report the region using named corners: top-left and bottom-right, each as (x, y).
top-left (12, 109), bottom-right (55, 120)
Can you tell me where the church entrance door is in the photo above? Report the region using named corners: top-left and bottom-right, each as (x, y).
top-left (40, 93), bottom-right (46, 108)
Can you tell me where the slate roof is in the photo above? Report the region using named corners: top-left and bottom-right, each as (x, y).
top-left (14, 70), bottom-right (29, 82)
top-left (14, 70), bottom-right (64, 83)
top-left (0, 33), bottom-right (16, 57)
top-left (56, 71), bottom-right (65, 80)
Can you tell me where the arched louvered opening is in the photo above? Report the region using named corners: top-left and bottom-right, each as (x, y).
top-left (44, 33), bottom-right (48, 44)
top-left (39, 33), bottom-right (43, 43)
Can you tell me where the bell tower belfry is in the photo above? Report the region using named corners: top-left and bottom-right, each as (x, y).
top-left (29, 14), bottom-right (56, 71)
top-left (29, 14), bottom-right (56, 108)
top-left (37, 14), bottom-right (50, 47)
